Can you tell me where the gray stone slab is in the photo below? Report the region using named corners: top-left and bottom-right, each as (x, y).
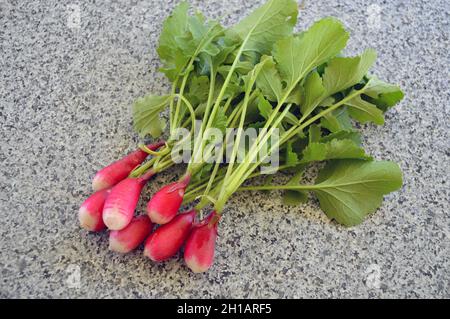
top-left (0, 0), bottom-right (448, 298)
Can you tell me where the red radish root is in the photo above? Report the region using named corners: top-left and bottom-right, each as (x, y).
top-left (144, 210), bottom-right (196, 262)
top-left (147, 174), bottom-right (191, 225)
top-left (103, 171), bottom-right (155, 230)
top-left (109, 215), bottom-right (153, 253)
top-left (92, 141), bottom-right (165, 191)
top-left (79, 188), bottom-right (111, 232)
top-left (184, 212), bottom-right (220, 273)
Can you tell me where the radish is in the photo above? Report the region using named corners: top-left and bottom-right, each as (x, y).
top-left (109, 215), bottom-right (153, 253)
top-left (79, 188), bottom-right (111, 232)
top-left (144, 210), bottom-right (196, 262)
top-left (102, 171), bottom-right (155, 230)
top-left (147, 174), bottom-right (191, 224)
top-left (92, 141), bottom-right (165, 191)
top-left (184, 212), bottom-right (220, 273)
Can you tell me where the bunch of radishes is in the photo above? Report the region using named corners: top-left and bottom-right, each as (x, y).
top-left (79, 0), bottom-right (404, 274)
top-left (80, 141), bottom-right (219, 273)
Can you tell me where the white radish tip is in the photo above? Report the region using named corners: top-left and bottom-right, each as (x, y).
top-left (148, 210), bottom-right (170, 225)
top-left (79, 207), bottom-right (97, 231)
top-left (143, 247), bottom-right (162, 262)
top-left (143, 247), bottom-right (153, 260)
top-left (103, 209), bottom-right (128, 230)
top-left (92, 176), bottom-right (110, 192)
top-left (109, 236), bottom-right (130, 253)
top-left (185, 257), bottom-right (210, 273)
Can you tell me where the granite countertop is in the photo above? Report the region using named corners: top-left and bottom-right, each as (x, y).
top-left (1, 0), bottom-right (449, 298)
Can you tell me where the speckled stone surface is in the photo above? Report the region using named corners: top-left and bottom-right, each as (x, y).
top-left (1, 0), bottom-right (449, 298)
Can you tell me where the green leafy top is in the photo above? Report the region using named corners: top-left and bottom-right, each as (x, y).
top-left (131, 0), bottom-right (404, 227)
top-left (322, 49), bottom-right (377, 95)
top-left (313, 160), bottom-right (403, 226)
top-left (157, 2), bottom-right (223, 81)
top-left (232, 0), bottom-right (298, 55)
top-left (273, 18), bottom-right (349, 92)
top-left (133, 95), bottom-right (170, 138)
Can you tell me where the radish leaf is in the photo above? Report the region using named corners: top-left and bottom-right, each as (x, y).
top-left (312, 160), bottom-right (403, 226)
top-left (157, 2), bottom-right (223, 81)
top-left (300, 71), bottom-right (326, 119)
top-left (346, 95), bottom-right (385, 125)
top-left (256, 56), bottom-right (283, 102)
top-left (285, 141), bottom-right (300, 166)
top-left (282, 168), bottom-right (308, 206)
top-left (232, 0), bottom-right (298, 55)
top-left (320, 130), bottom-right (361, 145)
top-left (273, 18), bottom-right (349, 92)
top-left (300, 139), bottom-right (371, 163)
top-left (322, 49), bottom-right (377, 95)
top-left (283, 190), bottom-right (308, 206)
top-left (133, 95), bottom-right (170, 138)
top-left (364, 76), bottom-right (404, 111)
top-left (321, 107), bottom-right (353, 132)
